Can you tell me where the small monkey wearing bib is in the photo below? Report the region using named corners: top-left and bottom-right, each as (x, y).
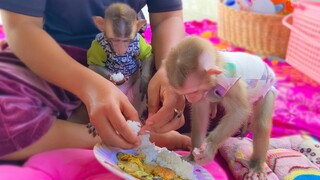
top-left (165, 36), bottom-right (276, 174)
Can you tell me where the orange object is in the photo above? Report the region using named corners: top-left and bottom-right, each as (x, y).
top-left (272, 0), bottom-right (294, 15)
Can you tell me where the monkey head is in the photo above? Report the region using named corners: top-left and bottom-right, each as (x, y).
top-left (93, 3), bottom-right (146, 55)
top-left (165, 36), bottom-right (224, 103)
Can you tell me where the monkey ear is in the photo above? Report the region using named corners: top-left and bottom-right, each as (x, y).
top-left (207, 67), bottom-right (223, 75)
top-left (136, 19), bottom-right (147, 31)
top-left (92, 16), bottom-right (105, 32)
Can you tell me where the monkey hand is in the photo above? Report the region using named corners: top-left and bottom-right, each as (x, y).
top-left (246, 159), bottom-right (267, 180)
top-left (192, 142), bottom-right (217, 165)
top-left (246, 169), bottom-right (267, 180)
top-left (182, 152), bottom-right (195, 163)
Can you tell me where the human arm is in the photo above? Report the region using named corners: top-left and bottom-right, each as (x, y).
top-left (144, 10), bottom-right (187, 133)
top-left (0, 10), bottom-right (140, 149)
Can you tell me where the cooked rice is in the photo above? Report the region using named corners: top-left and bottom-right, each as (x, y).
top-left (127, 120), bottom-right (196, 180)
top-left (110, 72), bottom-right (124, 82)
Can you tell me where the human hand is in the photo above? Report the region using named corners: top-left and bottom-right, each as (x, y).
top-left (142, 66), bottom-right (185, 133)
top-left (83, 77), bottom-right (141, 149)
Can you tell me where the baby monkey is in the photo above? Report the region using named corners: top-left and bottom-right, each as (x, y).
top-left (88, 3), bottom-right (154, 118)
top-left (165, 36), bottom-right (277, 174)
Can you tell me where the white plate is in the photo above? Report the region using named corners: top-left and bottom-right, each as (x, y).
top-left (93, 143), bottom-right (215, 180)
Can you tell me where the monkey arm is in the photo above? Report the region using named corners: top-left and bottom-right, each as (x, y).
top-left (137, 35), bottom-right (154, 101)
top-left (193, 80), bottom-right (251, 164)
top-left (140, 54), bottom-right (155, 101)
top-left (191, 98), bottom-right (211, 148)
top-left (207, 80), bottom-right (251, 148)
top-left (182, 98), bottom-right (211, 162)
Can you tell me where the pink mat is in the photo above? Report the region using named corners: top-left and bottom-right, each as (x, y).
top-left (1, 19), bottom-right (319, 179)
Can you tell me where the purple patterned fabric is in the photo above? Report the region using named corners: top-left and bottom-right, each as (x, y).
top-left (0, 45), bottom-right (83, 156)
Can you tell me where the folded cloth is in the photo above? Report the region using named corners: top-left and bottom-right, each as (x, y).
top-left (218, 137), bottom-right (279, 180)
top-left (267, 149), bottom-right (320, 180)
top-left (297, 136), bottom-right (320, 169)
top-left (219, 135), bottom-right (320, 180)
top-left (269, 134), bottom-right (320, 169)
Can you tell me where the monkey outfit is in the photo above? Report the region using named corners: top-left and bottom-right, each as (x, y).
top-left (87, 32), bottom-right (153, 119)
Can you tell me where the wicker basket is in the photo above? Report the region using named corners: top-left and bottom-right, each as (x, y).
top-left (217, 2), bottom-right (291, 58)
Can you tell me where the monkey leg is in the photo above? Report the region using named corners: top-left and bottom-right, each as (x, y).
top-left (250, 90), bottom-right (276, 172)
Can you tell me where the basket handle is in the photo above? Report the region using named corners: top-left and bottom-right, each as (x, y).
top-left (282, 14), bottom-right (320, 47)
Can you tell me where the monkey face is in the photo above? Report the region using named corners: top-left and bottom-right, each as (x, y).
top-left (103, 21), bottom-right (136, 56)
top-left (175, 72), bottom-right (214, 103)
top-left (106, 37), bottom-right (133, 55)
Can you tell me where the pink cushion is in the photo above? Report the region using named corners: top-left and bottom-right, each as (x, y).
top-left (0, 148), bottom-right (228, 180)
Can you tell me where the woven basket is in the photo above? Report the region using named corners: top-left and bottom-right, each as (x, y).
top-left (217, 2), bottom-right (291, 58)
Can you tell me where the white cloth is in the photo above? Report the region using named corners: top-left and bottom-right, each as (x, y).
top-left (207, 51), bottom-right (277, 103)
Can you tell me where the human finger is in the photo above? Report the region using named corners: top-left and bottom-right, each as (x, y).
top-left (140, 104), bottom-right (173, 134)
top-left (145, 92), bottom-right (176, 128)
top-left (107, 105), bottom-right (141, 147)
top-left (91, 116), bottom-right (137, 149)
top-left (151, 113), bottom-right (185, 133)
top-left (121, 98), bottom-right (140, 122)
top-left (146, 91), bottom-right (185, 130)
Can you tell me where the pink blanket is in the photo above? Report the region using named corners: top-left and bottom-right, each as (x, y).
top-left (0, 148), bottom-right (228, 180)
top-left (219, 135), bottom-right (320, 179)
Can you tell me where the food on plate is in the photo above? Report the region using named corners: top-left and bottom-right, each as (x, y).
top-left (117, 152), bottom-right (183, 180)
top-left (118, 121), bottom-right (196, 180)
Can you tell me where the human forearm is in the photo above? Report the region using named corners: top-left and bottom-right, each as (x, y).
top-left (144, 11), bottom-right (186, 132)
top-left (150, 11), bottom-right (185, 69)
